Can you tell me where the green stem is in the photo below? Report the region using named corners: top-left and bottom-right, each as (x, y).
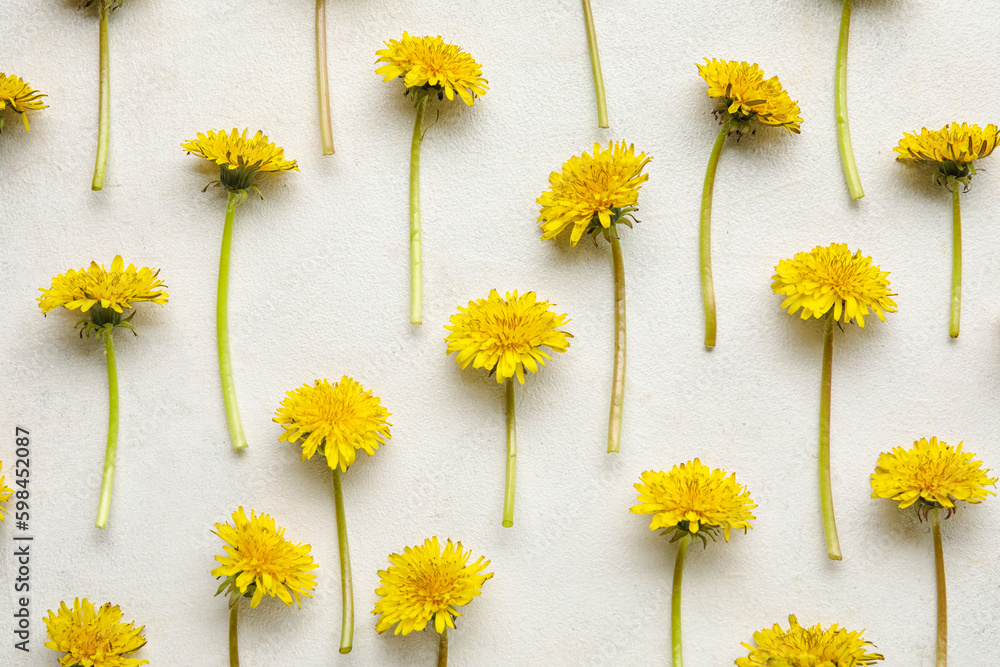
top-left (950, 187), bottom-right (962, 339)
top-left (409, 94), bottom-right (428, 325)
top-left (671, 533), bottom-right (690, 667)
top-left (228, 598), bottom-right (240, 667)
top-left (218, 191), bottom-right (248, 450)
top-left (931, 507), bottom-right (947, 667)
top-left (819, 311), bottom-right (842, 560)
top-left (315, 0), bottom-right (334, 155)
top-left (502, 379), bottom-right (517, 528)
top-left (700, 125), bottom-right (727, 348)
top-left (438, 627), bottom-right (449, 667)
top-left (607, 235), bottom-right (626, 453)
top-left (95, 327), bottom-right (118, 529)
top-left (332, 467), bottom-right (354, 654)
top-left (581, 0), bottom-right (609, 128)
top-left (91, 3), bottom-right (110, 191)
top-left (835, 0), bottom-right (864, 200)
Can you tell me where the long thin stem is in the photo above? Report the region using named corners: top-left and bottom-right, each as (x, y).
top-left (228, 598), bottom-right (240, 667)
top-left (218, 191), bottom-right (248, 450)
top-left (332, 467), bottom-right (354, 654)
top-left (409, 94), bottom-right (428, 325)
top-left (607, 235), bottom-right (626, 453)
top-left (315, 0), bottom-right (335, 155)
top-left (437, 627), bottom-right (449, 667)
top-left (503, 379), bottom-right (517, 528)
top-left (700, 125), bottom-right (727, 348)
top-left (581, 0), bottom-right (609, 128)
top-left (819, 311), bottom-right (842, 560)
top-left (671, 533), bottom-right (691, 667)
top-left (91, 3), bottom-right (111, 191)
top-left (835, 0), bottom-right (864, 200)
top-left (95, 327), bottom-right (119, 529)
top-left (950, 187), bottom-right (962, 339)
top-left (931, 507), bottom-right (947, 667)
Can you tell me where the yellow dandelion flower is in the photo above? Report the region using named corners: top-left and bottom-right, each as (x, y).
top-left (212, 507), bottom-right (317, 609)
top-left (871, 437), bottom-right (996, 512)
top-left (895, 122), bottom-right (999, 188)
top-left (0, 462), bottom-right (12, 521)
top-left (737, 615), bottom-right (883, 667)
top-left (698, 58), bottom-right (802, 134)
top-left (537, 141), bottom-right (652, 247)
top-left (182, 128), bottom-right (299, 193)
top-left (376, 32), bottom-right (488, 106)
top-left (275, 376), bottom-right (392, 472)
top-left (772, 243), bottom-right (896, 328)
top-left (374, 537), bottom-right (493, 636)
top-left (0, 73), bottom-right (47, 132)
top-left (37, 256), bottom-right (168, 321)
top-left (631, 460), bottom-right (756, 542)
top-left (445, 290), bottom-right (571, 385)
top-left (43, 598), bottom-right (147, 667)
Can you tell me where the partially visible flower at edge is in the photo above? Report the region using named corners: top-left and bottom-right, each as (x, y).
top-left (0, 72), bottom-right (47, 132)
top-left (0, 462), bottom-right (12, 520)
top-left (895, 122), bottom-right (999, 190)
top-left (43, 598), bottom-right (148, 667)
top-left (736, 614), bottom-right (883, 667)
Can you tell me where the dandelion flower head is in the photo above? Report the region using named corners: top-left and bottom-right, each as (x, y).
top-left (736, 614), bottom-right (883, 667)
top-left (895, 123), bottom-right (999, 189)
top-left (697, 58), bottom-right (802, 135)
top-left (376, 32), bottom-right (488, 106)
top-left (212, 507), bottom-right (317, 609)
top-left (871, 437), bottom-right (996, 515)
top-left (772, 243), bottom-right (896, 328)
top-left (181, 129), bottom-right (298, 193)
top-left (0, 72), bottom-right (47, 132)
top-left (537, 141), bottom-right (652, 246)
top-left (373, 537), bottom-right (493, 636)
top-left (43, 598), bottom-right (148, 667)
top-left (275, 377), bottom-right (391, 473)
top-left (0, 462), bottom-right (12, 520)
top-left (445, 290), bottom-right (571, 384)
top-left (631, 459), bottom-right (756, 542)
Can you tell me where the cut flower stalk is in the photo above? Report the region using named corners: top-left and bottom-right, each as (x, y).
top-left (315, 0), bottom-right (335, 155)
top-left (699, 125), bottom-right (726, 348)
top-left (217, 191), bottom-right (248, 450)
top-left (581, 0), bottom-right (608, 128)
top-left (332, 467), bottom-right (355, 654)
top-left (95, 326), bottom-right (119, 529)
top-left (503, 380), bottom-right (517, 527)
top-left (409, 92), bottom-right (428, 325)
top-left (92, 2), bottom-right (111, 191)
top-left (836, 0), bottom-right (864, 200)
top-left (818, 311), bottom-right (841, 560)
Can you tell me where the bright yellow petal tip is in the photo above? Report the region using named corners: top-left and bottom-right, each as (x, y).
top-left (212, 507), bottom-right (318, 609)
top-left (37, 256), bottom-right (168, 322)
top-left (631, 459), bottom-right (756, 543)
top-left (772, 243), bottom-right (896, 327)
top-left (871, 436), bottom-right (996, 514)
top-left (274, 376), bottom-right (392, 472)
top-left (375, 32), bottom-right (488, 106)
top-left (0, 72), bottom-right (47, 133)
top-left (697, 58), bottom-right (802, 135)
top-left (373, 537), bottom-right (493, 636)
top-left (43, 598), bottom-right (148, 667)
top-left (736, 615), bottom-right (883, 666)
top-left (445, 290), bottom-right (572, 384)
top-left (0, 462), bottom-right (12, 521)
top-left (181, 128), bottom-right (298, 192)
top-left (895, 122), bottom-right (999, 189)
top-left (537, 140), bottom-right (652, 246)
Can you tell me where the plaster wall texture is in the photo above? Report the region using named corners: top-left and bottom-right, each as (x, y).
top-left (2, 0), bottom-right (999, 664)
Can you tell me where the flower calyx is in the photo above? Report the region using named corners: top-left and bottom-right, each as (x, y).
top-left (660, 520), bottom-right (721, 548)
top-left (215, 574), bottom-right (255, 608)
top-left (915, 498), bottom-right (956, 522)
top-left (588, 207), bottom-right (640, 246)
top-left (78, 0), bottom-right (124, 11)
top-left (75, 306), bottom-right (137, 339)
top-left (933, 161), bottom-right (976, 192)
top-left (201, 162), bottom-right (267, 202)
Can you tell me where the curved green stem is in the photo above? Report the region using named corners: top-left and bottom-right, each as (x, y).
top-left (315, 0), bottom-right (334, 155)
top-left (581, 0), bottom-right (608, 128)
top-left (438, 627), bottom-right (449, 667)
top-left (931, 507), bottom-right (947, 667)
top-left (671, 533), bottom-right (691, 667)
top-left (607, 235), bottom-right (626, 453)
top-left (409, 93), bottom-right (428, 325)
top-left (503, 380), bottom-right (517, 528)
top-left (228, 597), bottom-right (240, 667)
top-left (819, 311), bottom-right (842, 560)
top-left (700, 125), bottom-right (727, 348)
top-left (95, 327), bottom-right (118, 529)
top-left (950, 187), bottom-right (962, 339)
top-left (332, 467), bottom-right (354, 654)
top-left (91, 3), bottom-right (111, 191)
top-left (218, 191), bottom-right (248, 450)
top-left (836, 0), bottom-right (864, 200)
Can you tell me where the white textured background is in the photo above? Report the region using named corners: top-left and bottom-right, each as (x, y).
top-left (2, 0), bottom-right (999, 664)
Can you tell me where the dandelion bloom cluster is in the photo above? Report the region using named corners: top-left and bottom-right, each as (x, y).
top-left (772, 243), bottom-right (896, 327)
top-left (0, 463), bottom-right (12, 520)
top-left (537, 141), bottom-right (652, 246)
top-left (737, 615), bottom-right (883, 667)
top-left (445, 290), bottom-right (571, 384)
top-left (212, 507), bottom-right (318, 608)
top-left (631, 459), bottom-right (756, 541)
top-left (43, 598), bottom-right (147, 667)
top-left (895, 123), bottom-right (999, 167)
top-left (0, 73), bottom-right (47, 132)
top-left (373, 537), bottom-right (493, 636)
top-left (182, 129), bottom-right (298, 191)
top-left (274, 377), bottom-right (392, 472)
top-left (37, 256), bottom-right (168, 317)
top-left (375, 32), bottom-right (488, 105)
top-left (871, 437), bottom-right (996, 512)
top-left (697, 58), bottom-right (802, 134)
